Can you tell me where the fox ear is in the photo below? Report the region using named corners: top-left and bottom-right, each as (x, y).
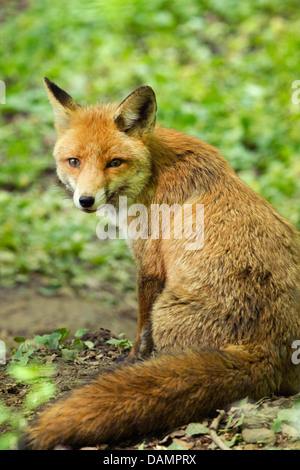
top-left (114, 86), bottom-right (157, 138)
top-left (44, 77), bottom-right (79, 134)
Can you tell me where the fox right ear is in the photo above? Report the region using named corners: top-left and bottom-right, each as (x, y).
top-left (44, 77), bottom-right (79, 134)
top-left (114, 86), bottom-right (157, 138)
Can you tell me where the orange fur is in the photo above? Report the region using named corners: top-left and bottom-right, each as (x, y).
top-left (21, 80), bottom-right (300, 449)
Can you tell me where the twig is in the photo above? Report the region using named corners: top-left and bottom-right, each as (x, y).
top-left (209, 409), bottom-right (231, 451)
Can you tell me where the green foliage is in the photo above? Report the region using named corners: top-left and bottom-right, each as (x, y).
top-left (0, 328), bottom-right (95, 449)
top-left (185, 422), bottom-right (210, 436)
top-left (166, 441), bottom-right (190, 450)
top-left (11, 337), bottom-right (36, 365)
top-left (106, 333), bottom-right (133, 350)
top-left (0, 0), bottom-right (299, 290)
top-left (11, 328), bottom-right (94, 364)
top-left (271, 401), bottom-right (300, 435)
top-left (0, 363), bottom-right (56, 450)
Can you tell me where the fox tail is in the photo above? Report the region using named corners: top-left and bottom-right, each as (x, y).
top-left (22, 345), bottom-right (281, 450)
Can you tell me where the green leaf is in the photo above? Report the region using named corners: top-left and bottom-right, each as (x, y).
top-left (34, 331), bottom-right (61, 349)
top-left (60, 348), bottom-right (78, 361)
top-left (0, 432), bottom-right (18, 450)
top-left (11, 343), bottom-right (35, 364)
top-left (234, 413), bottom-right (245, 428)
top-left (107, 338), bottom-right (130, 348)
top-left (0, 401), bottom-right (11, 425)
top-left (54, 328), bottom-right (71, 341)
top-left (224, 433), bottom-right (240, 448)
top-left (75, 329), bottom-right (89, 338)
top-left (185, 422), bottom-right (210, 436)
top-left (13, 337), bottom-right (26, 344)
top-left (270, 419), bottom-right (283, 433)
top-left (8, 363), bottom-right (55, 383)
top-left (25, 382), bottom-right (56, 410)
top-left (107, 333), bottom-right (133, 349)
top-left (224, 413), bottom-right (234, 430)
top-left (48, 332), bottom-right (62, 349)
top-left (277, 407), bottom-right (300, 423)
top-left (71, 338), bottom-right (84, 350)
top-left (167, 441), bottom-right (189, 450)
top-left (34, 334), bottom-right (51, 345)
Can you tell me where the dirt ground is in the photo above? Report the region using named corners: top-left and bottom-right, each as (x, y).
top-left (0, 284), bottom-right (137, 350)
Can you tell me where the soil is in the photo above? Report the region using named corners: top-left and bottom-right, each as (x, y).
top-left (1, 286), bottom-right (300, 451)
top-left (0, 284), bottom-right (137, 349)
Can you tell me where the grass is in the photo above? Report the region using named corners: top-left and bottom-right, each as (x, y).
top-left (0, 0), bottom-right (299, 291)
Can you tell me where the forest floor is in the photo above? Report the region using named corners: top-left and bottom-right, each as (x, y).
top-left (1, 305), bottom-right (300, 451)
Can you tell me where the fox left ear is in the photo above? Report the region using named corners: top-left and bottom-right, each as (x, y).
top-left (44, 77), bottom-right (79, 134)
top-left (114, 86), bottom-right (157, 138)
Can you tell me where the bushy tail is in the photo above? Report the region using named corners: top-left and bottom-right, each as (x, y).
top-left (22, 345), bottom-right (279, 449)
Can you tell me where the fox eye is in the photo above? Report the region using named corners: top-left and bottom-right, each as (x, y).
top-left (107, 159), bottom-right (122, 168)
top-left (68, 158), bottom-right (81, 168)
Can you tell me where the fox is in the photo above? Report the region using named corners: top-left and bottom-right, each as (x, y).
top-left (22, 78), bottom-right (300, 450)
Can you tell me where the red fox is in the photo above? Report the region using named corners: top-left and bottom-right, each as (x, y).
top-left (22, 78), bottom-right (300, 449)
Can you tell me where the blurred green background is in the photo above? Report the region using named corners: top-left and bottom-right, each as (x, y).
top-left (0, 0), bottom-right (299, 297)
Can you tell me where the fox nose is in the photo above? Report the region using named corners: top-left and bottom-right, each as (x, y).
top-left (79, 195), bottom-right (95, 208)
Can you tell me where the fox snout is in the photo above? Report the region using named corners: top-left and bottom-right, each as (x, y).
top-left (73, 186), bottom-right (106, 213)
top-left (79, 195), bottom-right (95, 208)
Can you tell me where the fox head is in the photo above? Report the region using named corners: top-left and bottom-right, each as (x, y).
top-left (44, 78), bottom-right (157, 212)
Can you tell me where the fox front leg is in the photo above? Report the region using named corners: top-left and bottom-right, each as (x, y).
top-left (127, 272), bottom-right (164, 362)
